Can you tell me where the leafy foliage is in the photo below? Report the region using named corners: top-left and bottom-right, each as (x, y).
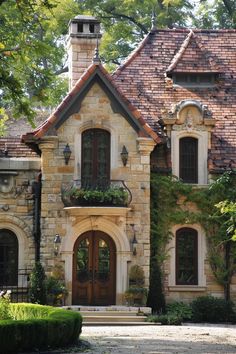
top-left (191, 295), bottom-right (235, 323)
top-left (29, 262), bottom-right (47, 305)
top-left (149, 172), bottom-right (236, 306)
top-left (146, 313), bottom-right (182, 325)
top-left (166, 301), bottom-right (192, 321)
top-left (0, 291), bottom-right (11, 320)
top-left (0, 303), bottom-right (82, 353)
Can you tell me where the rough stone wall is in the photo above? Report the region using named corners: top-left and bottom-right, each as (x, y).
top-left (0, 158), bottom-right (41, 270)
top-left (39, 82), bottom-right (154, 303)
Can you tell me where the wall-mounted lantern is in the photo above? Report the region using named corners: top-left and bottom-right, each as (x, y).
top-left (54, 234), bottom-right (61, 256)
top-left (130, 224), bottom-right (138, 256)
top-left (120, 145), bottom-right (128, 166)
top-left (63, 144), bottom-right (71, 165)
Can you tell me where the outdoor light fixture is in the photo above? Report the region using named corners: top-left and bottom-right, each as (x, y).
top-left (54, 234), bottom-right (61, 256)
top-left (63, 144), bottom-right (71, 165)
top-left (120, 145), bottom-right (128, 166)
top-left (130, 224), bottom-right (138, 256)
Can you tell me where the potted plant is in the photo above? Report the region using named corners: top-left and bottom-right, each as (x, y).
top-left (124, 265), bottom-right (147, 305)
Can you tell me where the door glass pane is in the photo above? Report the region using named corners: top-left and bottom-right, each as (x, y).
top-left (98, 239), bottom-right (110, 281)
top-left (76, 238), bottom-right (89, 282)
top-left (0, 229), bottom-right (18, 286)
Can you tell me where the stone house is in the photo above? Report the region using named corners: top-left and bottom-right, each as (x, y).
top-left (0, 15), bottom-right (236, 305)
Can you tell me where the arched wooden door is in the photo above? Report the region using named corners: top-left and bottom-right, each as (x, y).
top-left (72, 231), bottom-right (116, 305)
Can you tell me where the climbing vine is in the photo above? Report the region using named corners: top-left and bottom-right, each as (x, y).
top-left (148, 172), bottom-right (236, 311)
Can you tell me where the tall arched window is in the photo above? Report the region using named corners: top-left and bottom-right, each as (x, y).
top-left (0, 229), bottom-right (18, 286)
top-left (81, 129), bottom-right (110, 189)
top-left (176, 228), bottom-right (198, 285)
top-left (179, 137), bottom-right (198, 183)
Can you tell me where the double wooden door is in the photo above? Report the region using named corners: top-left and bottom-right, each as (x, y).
top-left (72, 231), bottom-right (116, 305)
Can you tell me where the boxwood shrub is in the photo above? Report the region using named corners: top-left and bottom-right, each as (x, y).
top-left (0, 303), bottom-right (82, 353)
top-left (191, 296), bottom-right (235, 323)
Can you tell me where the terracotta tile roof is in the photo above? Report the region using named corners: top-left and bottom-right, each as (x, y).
top-left (0, 137), bottom-right (38, 158)
top-left (166, 30), bottom-right (220, 73)
top-left (113, 29), bottom-right (236, 171)
top-left (22, 63), bottom-right (161, 144)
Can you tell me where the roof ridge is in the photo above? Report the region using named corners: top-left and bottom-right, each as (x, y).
top-left (167, 30), bottom-right (220, 73)
top-left (166, 30), bottom-right (194, 73)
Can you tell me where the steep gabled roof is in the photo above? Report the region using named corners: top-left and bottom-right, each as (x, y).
top-left (22, 63), bottom-right (160, 144)
top-left (166, 30), bottom-right (220, 74)
top-left (113, 28), bottom-right (236, 170)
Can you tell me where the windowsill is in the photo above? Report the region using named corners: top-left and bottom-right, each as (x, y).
top-left (173, 84), bottom-right (216, 88)
top-left (168, 286), bottom-right (207, 292)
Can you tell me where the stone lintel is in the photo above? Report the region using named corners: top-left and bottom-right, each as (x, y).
top-left (64, 206), bottom-right (131, 217)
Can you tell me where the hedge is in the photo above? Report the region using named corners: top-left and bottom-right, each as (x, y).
top-left (0, 303), bottom-right (82, 353)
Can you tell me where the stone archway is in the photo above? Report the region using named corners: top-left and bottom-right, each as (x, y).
top-left (61, 215), bottom-right (131, 305)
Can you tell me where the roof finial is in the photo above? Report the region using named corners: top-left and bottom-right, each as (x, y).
top-left (93, 35), bottom-right (101, 64)
top-left (151, 11), bottom-right (157, 31)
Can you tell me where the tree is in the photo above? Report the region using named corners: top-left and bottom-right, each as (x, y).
top-left (79, 0), bottom-right (194, 68)
top-left (29, 262), bottom-right (47, 304)
top-left (193, 0), bottom-right (236, 29)
top-left (0, 0), bottom-right (81, 124)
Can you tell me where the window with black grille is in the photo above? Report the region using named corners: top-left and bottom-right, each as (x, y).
top-left (179, 137), bottom-right (198, 183)
top-left (176, 228), bottom-right (198, 285)
top-left (0, 229), bottom-right (18, 286)
top-left (81, 129), bottom-right (110, 189)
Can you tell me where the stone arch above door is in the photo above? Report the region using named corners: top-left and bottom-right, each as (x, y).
top-left (61, 216), bottom-right (131, 305)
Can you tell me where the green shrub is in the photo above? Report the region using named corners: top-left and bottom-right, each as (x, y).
top-left (45, 276), bottom-right (68, 306)
top-left (191, 296), bottom-right (235, 323)
top-left (0, 303), bottom-right (82, 353)
top-left (0, 291), bottom-right (11, 320)
top-left (29, 262), bottom-right (47, 304)
top-left (166, 301), bottom-right (192, 321)
top-left (146, 314), bottom-right (182, 325)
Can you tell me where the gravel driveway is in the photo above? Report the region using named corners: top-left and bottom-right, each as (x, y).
top-left (77, 324), bottom-right (236, 354)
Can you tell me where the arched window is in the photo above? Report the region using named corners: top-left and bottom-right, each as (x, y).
top-left (176, 228), bottom-right (198, 285)
top-left (0, 229), bottom-right (18, 286)
top-left (179, 137), bottom-right (198, 183)
top-left (81, 129), bottom-right (110, 189)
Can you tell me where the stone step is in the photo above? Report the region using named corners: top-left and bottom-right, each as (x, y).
top-left (80, 311), bottom-right (144, 317)
top-left (63, 306), bottom-right (153, 325)
top-left (83, 321), bottom-right (159, 326)
top-left (84, 315), bottom-right (147, 323)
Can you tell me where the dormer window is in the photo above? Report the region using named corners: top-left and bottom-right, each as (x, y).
top-left (172, 73), bottom-right (217, 87)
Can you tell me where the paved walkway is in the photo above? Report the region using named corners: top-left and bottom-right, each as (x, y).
top-left (76, 324), bottom-right (236, 354)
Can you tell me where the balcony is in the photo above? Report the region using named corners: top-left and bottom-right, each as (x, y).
top-left (61, 180), bottom-right (132, 208)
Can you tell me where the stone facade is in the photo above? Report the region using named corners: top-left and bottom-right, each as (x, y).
top-left (1, 16), bottom-right (236, 306)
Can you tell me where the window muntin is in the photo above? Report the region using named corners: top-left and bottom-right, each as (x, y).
top-left (173, 73), bottom-right (216, 87)
top-left (81, 129), bottom-right (110, 188)
top-left (0, 229), bottom-right (18, 286)
top-left (176, 228), bottom-right (198, 285)
top-left (179, 137), bottom-right (198, 183)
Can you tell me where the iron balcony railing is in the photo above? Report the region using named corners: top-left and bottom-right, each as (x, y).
top-left (61, 179), bottom-right (132, 207)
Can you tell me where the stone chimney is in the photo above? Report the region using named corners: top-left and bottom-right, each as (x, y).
top-left (67, 15), bottom-right (102, 89)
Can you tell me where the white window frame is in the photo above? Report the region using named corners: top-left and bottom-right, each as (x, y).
top-left (171, 130), bottom-right (208, 185)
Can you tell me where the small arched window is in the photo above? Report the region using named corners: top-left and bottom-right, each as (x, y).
top-left (81, 129), bottom-right (110, 189)
top-left (176, 228), bottom-right (198, 285)
top-left (0, 229), bottom-right (18, 286)
top-left (179, 137), bottom-right (198, 183)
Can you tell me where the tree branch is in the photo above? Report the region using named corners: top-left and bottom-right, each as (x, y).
top-left (102, 12), bottom-right (149, 34)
